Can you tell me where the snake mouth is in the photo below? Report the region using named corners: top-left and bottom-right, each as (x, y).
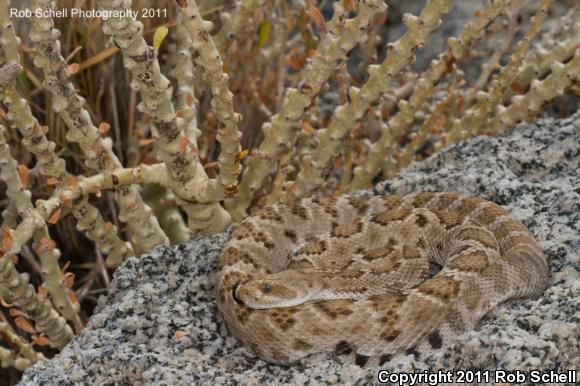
top-left (232, 282), bottom-right (245, 305)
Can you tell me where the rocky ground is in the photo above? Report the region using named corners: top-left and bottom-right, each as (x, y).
top-left (20, 112), bottom-right (579, 385)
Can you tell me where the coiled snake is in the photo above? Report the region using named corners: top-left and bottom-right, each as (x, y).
top-left (216, 192), bottom-right (549, 365)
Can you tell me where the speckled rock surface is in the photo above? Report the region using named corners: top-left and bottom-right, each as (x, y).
top-left (20, 113), bottom-right (579, 385)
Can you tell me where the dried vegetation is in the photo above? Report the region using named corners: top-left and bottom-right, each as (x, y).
top-left (0, 0), bottom-right (578, 380)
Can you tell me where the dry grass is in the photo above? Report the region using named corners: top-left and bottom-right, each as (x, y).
top-left (0, 0), bottom-right (578, 383)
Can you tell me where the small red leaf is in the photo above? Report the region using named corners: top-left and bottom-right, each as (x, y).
top-left (67, 176), bottom-right (80, 188)
top-left (309, 5), bottom-right (325, 30)
top-left (15, 317), bottom-right (36, 334)
top-left (38, 286), bottom-right (48, 299)
top-left (39, 236), bottom-right (56, 251)
top-left (103, 222), bottom-right (114, 232)
top-left (32, 335), bottom-right (50, 346)
top-left (46, 177), bottom-right (59, 186)
top-left (138, 138), bottom-right (156, 147)
top-left (63, 272), bottom-right (75, 289)
top-left (68, 290), bottom-right (79, 306)
top-left (179, 137), bottom-right (189, 155)
top-left (17, 165), bottom-right (29, 188)
top-left (59, 193), bottom-right (72, 208)
top-left (1, 227), bottom-right (13, 251)
top-left (301, 121), bottom-right (316, 134)
top-left (510, 81), bottom-right (525, 94)
top-left (48, 208), bottom-right (61, 224)
top-left (99, 122), bottom-right (111, 134)
top-left (9, 308), bottom-right (26, 317)
top-left (186, 94), bottom-right (194, 107)
top-left (175, 330), bottom-right (191, 340)
top-left (67, 63), bottom-right (80, 74)
top-left (343, 0), bottom-right (354, 13)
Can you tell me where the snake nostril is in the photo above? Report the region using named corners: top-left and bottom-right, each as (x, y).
top-left (232, 282), bottom-right (244, 305)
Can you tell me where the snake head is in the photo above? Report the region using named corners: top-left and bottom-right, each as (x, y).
top-left (235, 270), bottom-right (321, 309)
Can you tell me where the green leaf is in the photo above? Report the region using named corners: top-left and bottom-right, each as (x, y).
top-left (257, 20), bottom-right (271, 48)
top-left (153, 26), bottom-right (169, 49)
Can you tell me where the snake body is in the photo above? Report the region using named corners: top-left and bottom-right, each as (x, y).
top-left (216, 192), bottom-right (549, 365)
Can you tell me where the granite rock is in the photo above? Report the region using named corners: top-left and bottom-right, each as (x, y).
top-left (20, 112), bottom-right (580, 385)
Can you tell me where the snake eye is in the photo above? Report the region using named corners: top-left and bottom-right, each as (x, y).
top-left (261, 283), bottom-right (273, 293)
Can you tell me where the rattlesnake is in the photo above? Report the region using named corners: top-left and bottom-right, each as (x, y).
top-left (216, 192), bottom-right (549, 365)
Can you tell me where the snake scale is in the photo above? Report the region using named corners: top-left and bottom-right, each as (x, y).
top-left (216, 192), bottom-right (549, 365)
